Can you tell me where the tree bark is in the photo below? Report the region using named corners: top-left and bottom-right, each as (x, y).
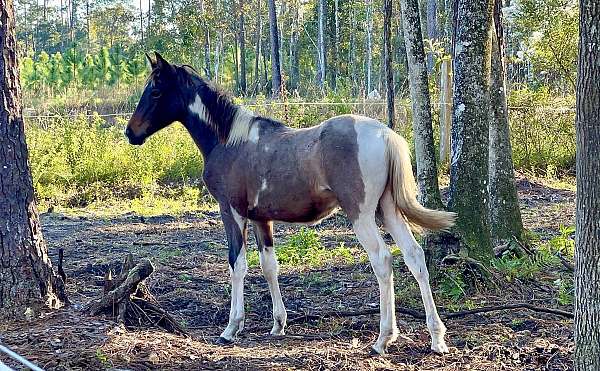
top-left (317, 0), bottom-right (327, 91)
top-left (332, 0), bottom-right (339, 91)
top-left (574, 0), bottom-right (600, 369)
top-left (384, 0), bottom-right (395, 128)
top-left (200, 0), bottom-right (212, 80)
top-left (238, 1), bottom-right (247, 95)
top-left (426, 0), bottom-right (438, 70)
top-left (365, 0), bottom-right (373, 94)
top-left (267, 0), bottom-right (282, 97)
top-left (0, 0), bottom-right (68, 318)
top-left (447, 0), bottom-right (494, 261)
top-left (488, 0), bottom-right (524, 245)
top-left (289, 1), bottom-right (300, 92)
top-left (254, 0), bottom-right (263, 94)
top-left (400, 0), bottom-right (444, 209)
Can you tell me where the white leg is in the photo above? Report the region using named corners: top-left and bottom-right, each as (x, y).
top-left (353, 213), bottom-right (399, 355)
top-left (259, 246), bottom-right (287, 335)
top-left (381, 192), bottom-right (449, 353)
top-left (219, 245), bottom-right (248, 341)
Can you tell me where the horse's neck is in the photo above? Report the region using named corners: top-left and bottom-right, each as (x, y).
top-left (182, 112), bottom-right (219, 159)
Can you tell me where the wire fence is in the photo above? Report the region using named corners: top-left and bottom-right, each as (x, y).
top-left (21, 100), bottom-right (576, 120)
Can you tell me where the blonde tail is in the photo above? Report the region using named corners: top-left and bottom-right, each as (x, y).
top-left (384, 131), bottom-right (456, 234)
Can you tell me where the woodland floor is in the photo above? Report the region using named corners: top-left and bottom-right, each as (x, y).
top-left (1, 174), bottom-right (576, 370)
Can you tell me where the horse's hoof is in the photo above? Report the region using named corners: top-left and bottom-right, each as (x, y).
top-left (216, 336), bottom-right (234, 345)
top-left (369, 346), bottom-right (386, 356)
top-left (431, 342), bottom-right (449, 354)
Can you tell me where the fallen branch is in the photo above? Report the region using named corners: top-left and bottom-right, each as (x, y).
top-left (556, 252), bottom-right (574, 272)
top-left (87, 255), bottom-right (187, 336)
top-left (287, 302), bottom-right (573, 325)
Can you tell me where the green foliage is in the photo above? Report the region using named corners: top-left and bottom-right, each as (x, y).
top-left (20, 47), bottom-right (148, 93)
top-left (508, 88), bottom-right (575, 172)
top-left (437, 267), bottom-right (468, 303)
top-left (511, 0), bottom-right (578, 93)
top-left (554, 277), bottom-right (574, 306)
top-left (26, 115), bottom-right (203, 207)
top-left (247, 228), bottom-right (357, 269)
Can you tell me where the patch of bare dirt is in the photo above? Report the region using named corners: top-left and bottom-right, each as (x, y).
top-left (1, 175), bottom-right (575, 370)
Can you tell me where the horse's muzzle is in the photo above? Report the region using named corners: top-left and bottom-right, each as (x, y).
top-left (125, 127), bottom-right (146, 145)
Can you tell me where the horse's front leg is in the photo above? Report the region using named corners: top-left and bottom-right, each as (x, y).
top-left (218, 205), bottom-right (248, 344)
top-left (254, 221), bottom-right (287, 336)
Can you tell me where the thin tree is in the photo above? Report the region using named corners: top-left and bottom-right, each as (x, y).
top-left (200, 0), bottom-right (212, 80)
top-left (426, 0), bottom-right (437, 70)
top-left (238, 1), bottom-right (247, 95)
top-left (316, 0), bottom-right (326, 90)
top-left (574, 0), bottom-right (600, 368)
top-left (254, 0), bottom-right (263, 94)
top-left (267, 0), bottom-right (282, 97)
top-left (383, 0), bottom-right (395, 128)
top-left (488, 0), bottom-right (524, 245)
top-left (0, 0), bottom-right (68, 317)
top-left (447, 0), bottom-right (494, 261)
top-left (365, 0), bottom-right (373, 94)
top-left (399, 0), bottom-right (443, 209)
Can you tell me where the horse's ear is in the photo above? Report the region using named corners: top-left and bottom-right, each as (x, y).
top-left (154, 51), bottom-right (170, 71)
top-left (145, 52), bottom-right (156, 69)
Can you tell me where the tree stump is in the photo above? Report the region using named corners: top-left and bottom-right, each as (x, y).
top-left (87, 254), bottom-right (186, 336)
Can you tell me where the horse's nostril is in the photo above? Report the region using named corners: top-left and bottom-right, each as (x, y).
top-left (125, 127), bottom-right (132, 137)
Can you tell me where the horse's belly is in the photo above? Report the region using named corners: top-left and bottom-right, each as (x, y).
top-left (248, 189), bottom-right (339, 224)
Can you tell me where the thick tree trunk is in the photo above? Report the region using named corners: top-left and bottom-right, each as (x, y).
top-left (488, 0), bottom-right (524, 245)
top-left (574, 1), bottom-right (600, 369)
top-left (384, 0), bottom-right (395, 128)
top-left (447, 0), bottom-right (494, 261)
top-left (267, 0), bottom-right (282, 97)
top-left (0, 0), bottom-right (68, 318)
top-left (400, 0), bottom-right (443, 209)
top-left (238, 2), bottom-right (247, 95)
top-left (317, 0), bottom-right (326, 90)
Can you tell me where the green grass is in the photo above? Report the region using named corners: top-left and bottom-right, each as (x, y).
top-left (247, 227), bottom-right (359, 269)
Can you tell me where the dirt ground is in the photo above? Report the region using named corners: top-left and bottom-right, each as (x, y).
top-left (1, 175), bottom-right (575, 370)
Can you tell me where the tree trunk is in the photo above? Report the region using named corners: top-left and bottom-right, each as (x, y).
top-left (574, 0), bottom-right (600, 369)
top-left (349, 0), bottom-right (358, 96)
top-left (289, 1), bottom-right (300, 92)
top-left (316, 0), bottom-right (326, 90)
top-left (400, 0), bottom-right (443, 209)
top-left (0, 0), bottom-right (68, 318)
top-left (488, 0), bottom-right (524, 245)
top-left (447, 0), bottom-right (494, 261)
top-left (238, 2), bottom-right (247, 95)
top-left (439, 58), bottom-right (452, 163)
top-left (384, 0), bottom-right (395, 128)
top-left (139, 0), bottom-right (144, 44)
top-left (254, 0), bottom-right (263, 94)
top-left (331, 0), bottom-right (339, 91)
top-left (365, 0), bottom-right (373, 94)
top-left (267, 0), bottom-right (282, 97)
top-left (200, 0), bottom-right (212, 80)
top-left (426, 0), bottom-right (438, 70)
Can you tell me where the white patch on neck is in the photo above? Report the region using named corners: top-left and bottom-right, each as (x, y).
top-left (226, 107), bottom-right (256, 146)
top-left (188, 94), bottom-right (213, 127)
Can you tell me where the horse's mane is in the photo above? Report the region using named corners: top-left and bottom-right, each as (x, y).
top-left (179, 64), bottom-right (283, 145)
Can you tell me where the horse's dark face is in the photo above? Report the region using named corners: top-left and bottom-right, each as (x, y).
top-left (126, 52), bottom-right (188, 145)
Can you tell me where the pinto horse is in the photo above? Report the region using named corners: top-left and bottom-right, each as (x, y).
top-left (126, 52), bottom-right (456, 355)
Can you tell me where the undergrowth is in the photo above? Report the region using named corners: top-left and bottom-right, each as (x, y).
top-left (247, 227), bottom-right (357, 269)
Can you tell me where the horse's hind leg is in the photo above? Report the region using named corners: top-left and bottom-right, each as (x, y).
top-left (380, 191), bottom-right (449, 353)
top-left (352, 210), bottom-right (399, 354)
top-left (254, 221), bottom-right (287, 336)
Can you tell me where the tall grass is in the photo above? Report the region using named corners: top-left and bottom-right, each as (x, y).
top-left (26, 115), bottom-right (203, 207)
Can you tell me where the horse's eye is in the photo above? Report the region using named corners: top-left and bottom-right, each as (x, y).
top-left (151, 89), bottom-right (161, 98)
